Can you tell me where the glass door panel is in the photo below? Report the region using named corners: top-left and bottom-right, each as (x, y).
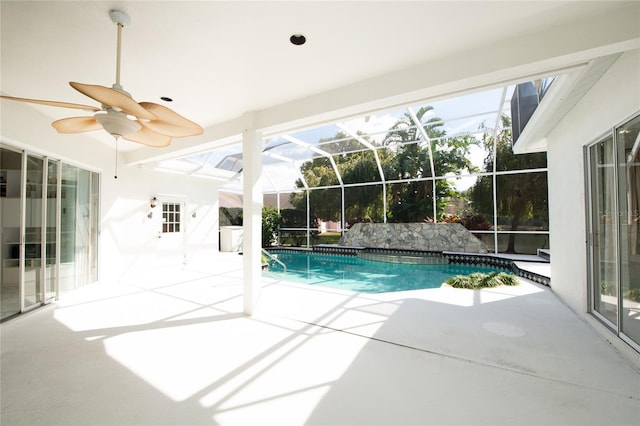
top-left (76, 168), bottom-right (92, 285)
top-left (60, 164), bottom-right (78, 291)
top-left (90, 171), bottom-right (98, 283)
top-left (588, 137), bottom-right (618, 325)
top-left (618, 115), bottom-right (640, 345)
top-left (1, 148), bottom-right (22, 319)
top-left (23, 155), bottom-right (43, 309)
top-left (45, 159), bottom-right (59, 301)
top-left (60, 165), bottom-right (99, 292)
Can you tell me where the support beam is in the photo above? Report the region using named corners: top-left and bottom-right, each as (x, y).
top-left (242, 115), bottom-right (263, 315)
top-left (281, 134), bottom-right (344, 186)
top-left (491, 87), bottom-right (509, 254)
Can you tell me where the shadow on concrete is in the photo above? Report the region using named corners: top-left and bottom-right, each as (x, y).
top-left (3, 267), bottom-right (639, 425)
top-left (258, 278), bottom-right (640, 425)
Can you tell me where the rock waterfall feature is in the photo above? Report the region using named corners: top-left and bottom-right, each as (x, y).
top-left (338, 223), bottom-right (488, 253)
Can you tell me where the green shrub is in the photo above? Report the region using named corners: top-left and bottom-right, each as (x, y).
top-left (625, 288), bottom-right (640, 303)
top-left (262, 207), bottom-right (281, 247)
top-left (445, 271), bottom-right (519, 289)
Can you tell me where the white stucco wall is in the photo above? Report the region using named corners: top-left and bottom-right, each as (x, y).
top-left (99, 166), bottom-right (220, 284)
top-left (1, 101), bottom-right (221, 286)
top-left (547, 49), bottom-right (640, 314)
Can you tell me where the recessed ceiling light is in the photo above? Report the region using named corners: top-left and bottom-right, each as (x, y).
top-left (160, 96), bottom-right (173, 102)
top-left (289, 34), bottom-right (306, 46)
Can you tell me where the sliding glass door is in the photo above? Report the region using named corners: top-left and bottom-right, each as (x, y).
top-left (587, 113), bottom-right (640, 351)
top-left (617, 115), bottom-right (640, 346)
top-left (587, 137), bottom-right (618, 326)
top-left (0, 145), bottom-right (99, 321)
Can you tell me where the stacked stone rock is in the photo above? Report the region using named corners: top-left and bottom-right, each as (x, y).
top-left (338, 223), bottom-right (488, 253)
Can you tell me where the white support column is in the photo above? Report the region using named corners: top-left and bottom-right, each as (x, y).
top-left (242, 115), bottom-right (263, 315)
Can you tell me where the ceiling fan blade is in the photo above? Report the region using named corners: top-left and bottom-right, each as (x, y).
top-left (139, 102), bottom-right (203, 137)
top-left (123, 124), bottom-right (172, 147)
top-left (69, 82), bottom-right (156, 120)
top-left (0, 95), bottom-right (100, 112)
top-left (52, 116), bottom-right (102, 134)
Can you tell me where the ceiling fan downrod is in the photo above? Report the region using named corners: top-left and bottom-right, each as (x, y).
top-left (108, 9), bottom-right (130, 89)
top-left (114, 135), bottom-right (119, 179)
top-left (115, 21), bottom-right (123, 87)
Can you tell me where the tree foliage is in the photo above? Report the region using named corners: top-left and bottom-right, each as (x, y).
top-left (468, 116), bottom-right (548, 252)
top-left (383, 106), bottom-right (478, 222)
top-left (290, 132), bottom-right (389, 224)
top-left (286, 108), bottom-right (547, 255)
top-left (289, 107), bottom-right (482, 226)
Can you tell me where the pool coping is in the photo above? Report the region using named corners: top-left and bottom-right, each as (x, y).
top-left (268, 245), bottom-right (551, 287)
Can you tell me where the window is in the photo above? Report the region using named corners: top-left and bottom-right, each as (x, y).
top-left (162, 202), bottom-right (181, 233)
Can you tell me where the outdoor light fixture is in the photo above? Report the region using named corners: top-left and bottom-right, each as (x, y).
top-left (147, 197), bottom-right (158, 218)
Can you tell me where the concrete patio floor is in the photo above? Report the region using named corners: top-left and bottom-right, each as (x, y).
top-left (1, 252), bottom-right (639, 425)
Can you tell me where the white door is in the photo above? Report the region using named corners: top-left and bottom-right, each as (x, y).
top-left (154, 196), bottom-right (187, 267)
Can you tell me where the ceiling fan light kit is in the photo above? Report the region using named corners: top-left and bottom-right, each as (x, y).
top-left (0, 9), bottom-right (202, 148)
top-left (95, 110), bottom-right (141, 137)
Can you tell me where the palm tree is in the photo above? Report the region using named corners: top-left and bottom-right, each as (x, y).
top-left (383, 106), bottom-right (476, 222)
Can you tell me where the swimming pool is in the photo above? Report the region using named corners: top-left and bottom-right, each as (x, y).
top-left (263, 250), bottom-right (512, 293)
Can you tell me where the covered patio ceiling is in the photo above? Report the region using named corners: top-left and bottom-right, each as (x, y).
top-left (137, 42), bottom-right (627, 196)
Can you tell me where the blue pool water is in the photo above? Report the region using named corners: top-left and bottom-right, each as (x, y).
top-left (263, 251), bottom-right (510, 293)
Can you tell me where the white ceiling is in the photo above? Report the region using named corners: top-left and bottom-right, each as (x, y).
top-left (1, 1), bottom-right (638, 159)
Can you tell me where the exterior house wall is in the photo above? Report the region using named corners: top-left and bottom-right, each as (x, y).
top-left (99, 165), bottom-right (220, 284)
top-left (546, 49), bottom-right (640, 314)
top-left (1, 100), bottom-right (220, 286)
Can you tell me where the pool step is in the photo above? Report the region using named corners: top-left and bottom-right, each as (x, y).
top-left (357, 252), bottom-right (448, 265)
top-left (537, 249), bottom-right (551, 261)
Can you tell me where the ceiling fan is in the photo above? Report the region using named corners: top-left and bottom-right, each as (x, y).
top-left (0, 9), bottom-right (203, 148)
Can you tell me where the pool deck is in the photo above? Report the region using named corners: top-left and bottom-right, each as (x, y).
top-left (2, 252), bottom-right (639, 425)
top-left (514, 260), bottom-right (551, 278)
